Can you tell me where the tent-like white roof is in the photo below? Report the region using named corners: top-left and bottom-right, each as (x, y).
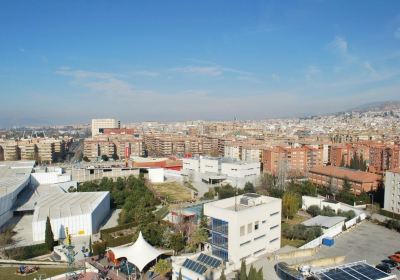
top-left (109, 231), bottom-right (165, 272)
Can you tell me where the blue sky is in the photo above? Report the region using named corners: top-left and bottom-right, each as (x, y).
top-left (1, 0), bottom-right (400, 126)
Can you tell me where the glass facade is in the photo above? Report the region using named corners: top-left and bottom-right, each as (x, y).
top-left (210, 218), bottom-right (229, 262)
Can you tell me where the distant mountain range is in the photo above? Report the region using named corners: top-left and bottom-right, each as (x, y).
top-left (347, 100), bottom-right (400, 112)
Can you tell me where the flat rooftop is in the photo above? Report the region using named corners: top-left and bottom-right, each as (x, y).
top-left (206, 193), bottom-right (280, 212)
top-left (33, 192), bottom-right (109, 222)
top-left (0, 161), bottom-right (35, 196)
top-left (302, 215), bottom-right (346, 229)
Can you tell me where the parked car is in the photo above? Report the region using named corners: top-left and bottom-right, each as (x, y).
top-left (376, 264), bottom-right (391, 274)
top-left (381, 259), bottom-right (398, 269)
top-left (388, 254), bottom-right (400, 263)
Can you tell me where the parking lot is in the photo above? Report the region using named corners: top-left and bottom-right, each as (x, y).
top-left (252, 221), bottom-right (400, 279)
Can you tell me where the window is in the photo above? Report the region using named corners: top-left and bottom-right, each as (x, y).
top-left (254, 221), bottom-right (259, 230)
top-left (270, 237), bottom-right (279, 243)
top-left (270, 225), bottom-right (279, 230)
top-left (270, 211), bottom-right (280, 217)
top-left (262, 220), bottom-right (266, 224)
top-left (254, 234), bottom-right (266, 241)
top-left (247, 223), bottom-right (252, 234)
top-left (240, 226), bottom-right (245, 236)
top-left (240, 240), bottom-right (251, 246)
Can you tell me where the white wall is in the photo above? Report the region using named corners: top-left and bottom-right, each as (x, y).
top-left (149, 168), bottom-right (165, 183)
top-left (384, 171), bottom-right (400, 214)
top-left (31, 172), bottom-right (71, 186)
top-left (220, 162), bottom-right (260, 179)
top-left (182, 158), bottom-right (200, 172)
top-left (204, 196), bottom-right (281, 266)
top-left (200, 157), bottom-right (219, 174)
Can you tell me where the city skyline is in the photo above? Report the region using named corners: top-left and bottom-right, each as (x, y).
top-left (1, 1), bottom-right (400, 126)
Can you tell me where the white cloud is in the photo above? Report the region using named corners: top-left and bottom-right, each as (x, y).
top-left (363, 61), bottom-right (377, 76)
top-left (174, 66), bottom-right (224, 76)
top-left (56, 67), bottom-right (135, 97)
top-left (131, 70), bottom-right (160, 77)
top-left (305, 65), bottom-right (320, 81)
top-left (271, 73), bottom-right (281, 82)
top-left (394, 27), bottom-right (400, 39)
top-left (328, 36), bottom-right (356, 62)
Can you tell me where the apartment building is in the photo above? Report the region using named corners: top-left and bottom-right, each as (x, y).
top-left (19, 142), bottom-right (38, 160)
top-left (204, 193), bottom-right (281, 265)
top-left (91, 118), bottom-right (120, 137)
top-left (383, 169), bottom-right (400, 215)
top-left (3, 141), bottom-right (19, 161)
top-left (309, 166), bottom-right (381, 194)
top-left (262, 145), bottom-right (323, 176)
top-left (84, 139), bottom-right (116, 160)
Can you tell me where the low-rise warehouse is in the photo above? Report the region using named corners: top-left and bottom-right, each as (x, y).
top-left (32, 191), bottom-right (110, 241)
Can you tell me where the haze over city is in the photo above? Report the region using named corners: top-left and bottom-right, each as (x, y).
top-left (2, 1), bottom-right (400, 126)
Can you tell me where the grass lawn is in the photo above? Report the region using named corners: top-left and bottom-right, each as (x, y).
top-left (281, 237), bottom-right (307, 248)
top-left (151, 181), bottom-right (192, 202)
top-left (0, 267), bottom-right (68, 280)
top-left (284, 213), bottom-right (310, 225)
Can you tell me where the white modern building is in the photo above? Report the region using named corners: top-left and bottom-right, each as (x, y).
top-left (224, 145), bottom-right (241, 161)
top-left (384, 169), bottom-right (400, 215)
top-left (0, 161), bottom-right (34, 227)
top-left (241, 147), bottom-right (262, 163)
top-left (199, 157), bottom-right (219, 174)
top-left (32, 192), bottom-right (110, 241)
top-left (220, 160), bottom-right (260, 178)
top-left (182, 158), bottom-right (200, 172)
top-left (204, 193), bottom-right (281, 266)
top-left (148, 168), bottom-right (164, 183)
top-left (91, 118), bottom-right (120, 137)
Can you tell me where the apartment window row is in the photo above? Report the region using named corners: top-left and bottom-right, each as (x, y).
top-left (254, 234), bottom-right (266, 241)
top-left (240, 240), bottom-right (251, 247)
top-left (270, 224), bottom-right (279, 230)
top-left (270, 237), bottom-right (279, 243)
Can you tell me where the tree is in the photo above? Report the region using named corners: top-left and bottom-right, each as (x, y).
top-left (169, 232), bottom-right (185, 254)
top-left (239, 260), bottom-right (247, 280)
top-left (101, 154), bottom-right (109, 161)
top-left (178, 269), bottom-right (183, 280)
top-left (88, 236), bottom-right (93, 256)
top-left (256, 268), bottom-right (263, 280)
top-left (244, 182), bottom-right (255, 193)
top-left (342, 177), bottom-right (352, 193)
top-left (306, 205), bottom-right (321, 217)
top-left (45, 216), bottom-right (55, 251)
top-left (82, 156), bottom-right (90, 162)
top-left (248, 265), bottom-right (257, 280)
top-left (220, 269), bottom-right (227, 280)
top-left (154, 259), bottom-right (172, 276)
top-left (188, 228), bottom-right (208, 251)
top-left (282, 192), bottom-right (300, 220)
top-left (340, 155), bottom-right (345, 167)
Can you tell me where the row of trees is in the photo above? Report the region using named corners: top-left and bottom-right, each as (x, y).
top-left (282, 224), bottom-right (322, 242)
top-left (340, 153), bottom-right (368, 171)
top-left (306, 205), bottom-right (356, 221)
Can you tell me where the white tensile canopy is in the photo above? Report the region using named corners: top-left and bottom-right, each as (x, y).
top-left (109, 231), bottom-right (165, 272)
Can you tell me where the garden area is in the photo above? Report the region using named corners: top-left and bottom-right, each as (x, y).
top-left (0, 266), bottom-right (68, 280)
top-left (150, 181), bottom-right (192, 202)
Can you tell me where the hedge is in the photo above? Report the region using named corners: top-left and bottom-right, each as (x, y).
top-left (5, 243), bottom-right (52, 260)
top-left (100, 222), bottom-right (136, 240)
top-left (380, 209), bottom-right (400, 221)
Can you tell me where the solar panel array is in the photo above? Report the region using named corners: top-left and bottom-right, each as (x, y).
top-left (182, 259), bottom-right (207, 275)
top-left (314, 262), bottom-right (390, 280)
top-left (197, 253), bottom-right (222, 268)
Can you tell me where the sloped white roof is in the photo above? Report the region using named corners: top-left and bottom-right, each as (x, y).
top-left (109, 231), bottom-right (165, 272)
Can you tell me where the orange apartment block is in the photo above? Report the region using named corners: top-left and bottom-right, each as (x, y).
top-left (309, 165), bottom-right (382, 194)
top-left (262, 145), bottom-right (323, 176)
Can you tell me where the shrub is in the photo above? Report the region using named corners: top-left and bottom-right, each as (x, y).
top-left (5, 243), bottom-right (52, 260)
top-left (92, 241), bottom-right (107, 256)
top-left (306, 205), bottom-right (321, 217)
